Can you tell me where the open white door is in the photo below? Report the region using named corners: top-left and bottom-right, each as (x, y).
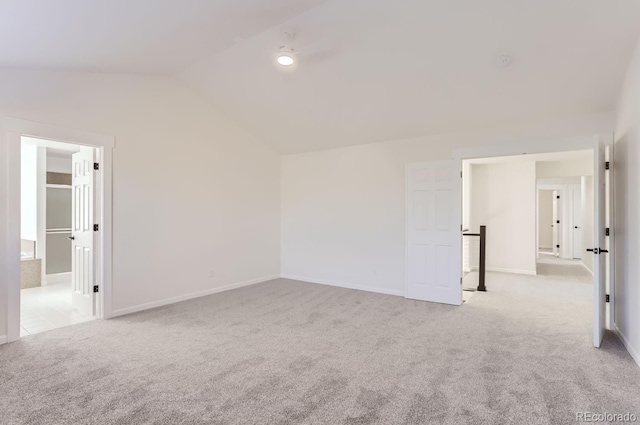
top-left (71, 147), bottom-right (96, 316)
top-left (406, 160), bottom-right (462, 306)
top-left (593, 139), bottom-right (606, 348)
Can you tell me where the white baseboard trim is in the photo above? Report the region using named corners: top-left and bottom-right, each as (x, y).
top-left (0, 335), bottom-right (7, 345)
top-left (109, 274), bottom-right (280, 318)
top-left (280, 274), bottom-right (405, 297)
top-left (614, 324), bottom-right (640, 368)
top-left (45, 272), bottom-right (71, 285)
top-left (469, 266), bottom-right (537, 276)
top-left (487, 267), bottom-right (537, 276)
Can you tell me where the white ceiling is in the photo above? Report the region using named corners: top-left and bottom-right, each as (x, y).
top-left (0, 0), bottom-right (326, 74)
top-left (3, 0), bottom-right (640, 154)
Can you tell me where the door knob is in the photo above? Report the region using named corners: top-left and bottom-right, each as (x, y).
top-left (575, 226), bottom-right (579, 229)
top-left (68, 236), bottom-right (75, 240)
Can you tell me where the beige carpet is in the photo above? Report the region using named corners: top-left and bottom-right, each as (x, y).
top-left (537, 254), bottom-right (594, 281)
top-left (1, 275), bottom-right (638, 424)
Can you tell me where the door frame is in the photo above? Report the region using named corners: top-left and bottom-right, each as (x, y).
top-left (537, 183), bottom-right (583, 260)
top-left (1, 117), bottom-right (115, 343)
top-left (451, 133), bottom-right (615, 332)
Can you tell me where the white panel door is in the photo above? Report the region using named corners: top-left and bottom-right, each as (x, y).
top-left (572, 188), bottom-right (582, 259)
top-left (552, 191), bottom-right (560, 257)
top-left (71, 147), bottom-right (95, 316)
top-left (406, 160), bottom-right (462, 305)
top-left (593, 139), bottom-right (606, 348)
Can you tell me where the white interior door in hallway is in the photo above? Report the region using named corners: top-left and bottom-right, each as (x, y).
top-left (572, 187), bottom-right (583, 259)
top-left (552, 190), bottom-right (560, 257)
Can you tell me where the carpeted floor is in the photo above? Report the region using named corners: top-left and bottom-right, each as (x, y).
top-left (1, 274), bottom-right (639, 425)
top-left (536, 253), bottom-right (594, 281)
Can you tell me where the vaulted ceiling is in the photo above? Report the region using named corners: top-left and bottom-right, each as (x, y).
top-left (0, 0), bottom-right (327, 74)
top-left (2, 0), bottom-right (640, 154)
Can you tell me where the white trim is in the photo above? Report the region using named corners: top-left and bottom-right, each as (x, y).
top-left (487, 267), bottom-right (537, 276)
top-left (45, 272), bottom-right (72, 285)
top-left (614, 325), bottom-right (640, 368)
top-left (110, 275), bottom-right (280, 318)
top-left (3, 117), bottom-right (115, 148)
top-left (1, 117), bottom-right (115, 342)
top-left (452, 135), bottom-right (599, 160)
top-left (0, 335), bottom-right (7, 345)
top-left (281, 274), bottom-right (405, 297)
top-left (46, 184), bottom-right (71, 189)
top-left (469, 266), bottom-right (537, 276)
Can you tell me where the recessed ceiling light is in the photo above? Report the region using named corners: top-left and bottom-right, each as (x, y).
top-left (495, 55), bottom-right (513, 68)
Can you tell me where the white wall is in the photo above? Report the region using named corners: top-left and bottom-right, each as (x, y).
top-left (470, 162), bottom-right (537, 275)
top-left (462, 161), bottom-right (472, 230)
top-left (0, 69), bottom-right (281, 339)
top-left (536, 158), bottom-right (593, 178)
top-left (20, 145), bottom-right (39, 242)
top-left (538, 190), bottom-right (554, 249)
top-left (581, 176), bottom-right (594, 273)
top-left (20, 144), bottom-right (46, 277)
top-left (613, 38), bottom-right (640, 366)
top-left (281, 111), bottom-right (614, 295)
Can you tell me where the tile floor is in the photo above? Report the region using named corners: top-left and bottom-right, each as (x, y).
top-left (20, 281), bottom-right (95, 336)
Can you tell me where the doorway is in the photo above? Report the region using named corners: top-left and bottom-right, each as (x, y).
top-left (2, 117), bottom-right (114, 343)
top-left (405, 135), bottom-right (613, 348)
top-left (20, 137), bottom-right (99, 335)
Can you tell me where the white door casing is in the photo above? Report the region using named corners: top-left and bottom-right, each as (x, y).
top-left (606, 144), bottom-right (615, 330)
top-left (71, 147), bottom-right (96, 316)
top-left (406, 160), bottom-right (462, 306)
top-left (593, 139), bottom-right (606, 348)
top-left (552, 191), bottom-right (560, 257)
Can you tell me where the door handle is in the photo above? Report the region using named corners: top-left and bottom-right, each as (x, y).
top-left (68, 236), bottom-right (75, 240)
top-left (586, 248), bottom-right (594, 252)
top-left (574, 226), bottom-right (579, 229)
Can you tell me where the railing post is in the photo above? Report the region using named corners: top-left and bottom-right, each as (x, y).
top-left (477, 225), bottom-right (487, 292)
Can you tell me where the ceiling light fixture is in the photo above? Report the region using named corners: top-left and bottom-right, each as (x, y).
top-left (276, 31), bottom-right (296, 67)
top-left (277, 47), bottom-right (296, 66)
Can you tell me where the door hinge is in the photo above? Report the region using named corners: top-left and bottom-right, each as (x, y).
top-left (460, 171), bottom-right (462, 178)
top-left (606, 294), bottom-right (610, 303)
top-left (94, 224), bottom-right (99, 231)
top-left (94, 162), bottom-right (100, 171)
top-left (460, 277), bottom-right (463, 285)
top-left (93, 285), bottom-right (99, 293)
top-left (605, 228), bottom-right (610, 236)
top-left (605, 161), bottom-right (610, 170)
